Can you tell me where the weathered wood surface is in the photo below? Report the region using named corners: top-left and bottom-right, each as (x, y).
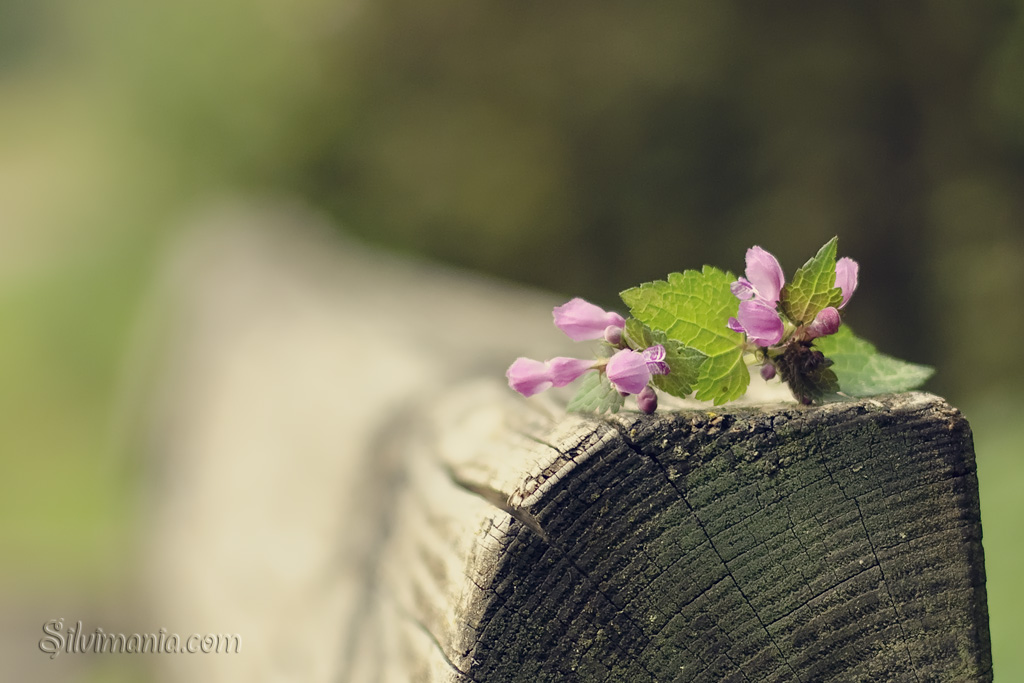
top-left (143, 203), bottom-right (579, 683)
top-left (146, 206), bottom-right (990, 682)
top-left (355, 383), bottom-right (991, 682)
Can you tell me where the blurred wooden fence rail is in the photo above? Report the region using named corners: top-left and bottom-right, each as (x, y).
top-left (145, 205), bottom-right (991, 683)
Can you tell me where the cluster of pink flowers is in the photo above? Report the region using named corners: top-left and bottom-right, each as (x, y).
top-left (507, 244), bottom-right (860, 411)
top-left (506, 298), bottom-right (668, 413)
top-left (727, 246), bottom-right (858, 347)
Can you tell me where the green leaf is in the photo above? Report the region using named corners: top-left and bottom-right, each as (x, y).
top-left (780, 237), bottom-right (843, 325)
top-left (623, 319), bottom-right (707, 398)
top-left (621, 267), bottom-right (748, 405)
top-left (566, 371), bottom-right (626, 414)
top-left (814, 326), bottom-right (934, 396)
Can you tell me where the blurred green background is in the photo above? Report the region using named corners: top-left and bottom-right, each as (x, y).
top-left (1, 0), bottom-right (1021, 679)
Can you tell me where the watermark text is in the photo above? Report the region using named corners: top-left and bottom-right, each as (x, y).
top-left (39, 619), bottom-right (241, 659)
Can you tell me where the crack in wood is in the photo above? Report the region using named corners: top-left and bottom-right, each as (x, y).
top-left (608, 419), bottom-right (797, 682)
top-left (814, 431), bottom-right (922, 683)
top-left (544, 538), bottom-right (663, 682)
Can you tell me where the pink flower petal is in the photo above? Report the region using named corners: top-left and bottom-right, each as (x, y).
top-left (605, 349), bottom-right (651, 395)
top-left (506, 358), bottom-right (553, 397)
top-left (745, 246), bottom-right (785, 305)
top-left (736, 300), bottom-right (784, 346)
top-left (642, 345), bottom-right (666, 363)
top-left (835, 257), bottom-right (859, 309)
top-left (646, 360), bottom-right (670, 376)
top-left (642, 345), bottom-right (669, 375)
top-left (546, 357), bottom-right (597, 386)
top-left (730, 277), bottom-right (757, 301)
top-left (506, 356), bottom-right (594, 397)
top-left (553, 298), bottom-right (627, 341)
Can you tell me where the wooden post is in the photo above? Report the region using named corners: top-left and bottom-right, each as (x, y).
top-left (352, 381), bottom-right (992, 682)
top-left (145, 213), bottom-right (990, 682)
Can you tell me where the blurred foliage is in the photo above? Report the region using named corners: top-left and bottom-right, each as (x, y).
top-left (6, 0), bottom-right (1022, 403)
top-left (304, 0), bottom-right (1024, 406)
top-left (2, 0), bottom-right (1023, 677)
top-left (970, 396), bottom-right (1024, 677)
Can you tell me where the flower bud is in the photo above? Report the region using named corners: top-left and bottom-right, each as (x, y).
top-left (805, 306), bottom-right (842, 340)
top-left (760, 363), bottom-right (777, 381)
top-left (637, 386), bottom-right (658, 414)
top-left (603, 325), bottom-right (623, 346)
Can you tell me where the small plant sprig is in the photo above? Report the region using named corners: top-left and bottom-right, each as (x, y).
top-left (506, 237), bottom-right (933, 413)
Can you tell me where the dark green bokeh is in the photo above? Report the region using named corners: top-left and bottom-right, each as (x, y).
top-left (307, 0), bottom-right (1024, 406)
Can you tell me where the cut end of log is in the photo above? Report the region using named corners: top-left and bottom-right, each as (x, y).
top-left (367, 386), bottom-right (991, 682)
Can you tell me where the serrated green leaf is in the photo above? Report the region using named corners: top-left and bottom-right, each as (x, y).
top-left (566, 371), bottom-right (626, 414)
top-left (621, 267), bottom-right (748, 405)
top-left (623, 319), bottom-right (707, 398)
top-left (814, 326), bottom-right (934, 396)
top-left (780, 237), bottom-right (843, 325)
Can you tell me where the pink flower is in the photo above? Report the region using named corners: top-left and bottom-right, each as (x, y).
top-left (553, 298), bottom-right (626, 342)
top-left (605, 345), bottom-right (670, 395)
top-left (606, 349), bottom-right (651, 395)
top-left (835, 257), bottom-right (858, 308)
top-left (728, 300), bottom-right (785, 347)
top-left (730, 246), bottom-right (785, 305)
top-left (506, 356), bottom-right (595, 397)
top-left (508, 296), bottom-right (670, 404)
top-left (728, 246), bottom-right (786, 347)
